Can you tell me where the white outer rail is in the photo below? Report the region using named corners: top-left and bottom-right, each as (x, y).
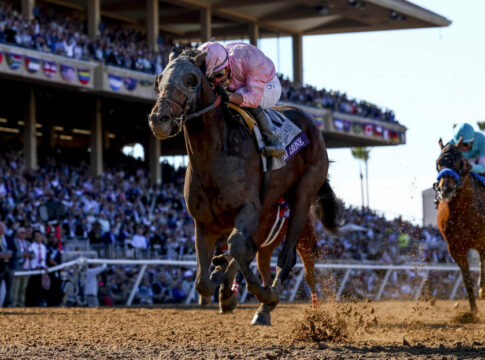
top-left (13, 258), bottom-right (479, 306)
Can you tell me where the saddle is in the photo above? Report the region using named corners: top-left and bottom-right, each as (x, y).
top-left (227, 104), bottom-right (310, 172)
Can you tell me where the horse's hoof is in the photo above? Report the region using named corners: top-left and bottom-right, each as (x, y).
top-left (212, 254), bottom-right (230, 268)
top-left (479, 287), bottom-right (485, 299)
top-left (219, 293), bottom-right (238, 314)
top-left (199, 295), bottom-right (212, 306)
top-left (251, 312), bottom-right (271, 326)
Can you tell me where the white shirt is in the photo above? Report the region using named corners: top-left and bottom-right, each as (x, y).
top-left (85, 264), bottom-right (107, 296)
top-left (131, 234), bottom-right (147, 249)
top-left (30, 242), bottom-right (46, 269)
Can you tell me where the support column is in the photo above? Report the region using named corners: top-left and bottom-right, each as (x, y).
top-left (200, 8), bottom-right (212, 43)
top-left (24, 87), bottom-right (37, 170)
top-left (87, 0), bottom-right (101, 41)
top-left (149, 135), bottom-right (161, 185)
top-left (146, 0), bottom-right (159, 51)
top-left (90, 98), bottom-right (103, 176)
top-left (21, 0), bottom-right (35, 21)
top-left (292, 33), bottom-right (303, 84)
top-left (249, 22), bottom-right (259, 47)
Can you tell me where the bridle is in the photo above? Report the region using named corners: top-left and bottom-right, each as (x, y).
top-left (154, 58), bottom-right (219, 139)
top-left (434, 168), bottom-right (462, 203)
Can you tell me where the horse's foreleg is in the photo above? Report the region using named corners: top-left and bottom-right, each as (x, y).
top-left (228, 202), bottom-right (276, 305)
top-left (194, 222), bottom-right (220, 298)
top-left (218, 258), bottom-right (241, 314)
top-left (455, 256), bottom-right (478, 312)
top-left (479, 251), bottom-right (485, 299)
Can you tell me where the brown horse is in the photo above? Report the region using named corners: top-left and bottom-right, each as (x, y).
top-left (148, 48), bottom-right (340, 325)
top-left (435, 138), bottom-right (485, 312)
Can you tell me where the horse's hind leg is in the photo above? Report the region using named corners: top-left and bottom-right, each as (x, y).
top-left (479, 251), bottom-right (485, 299)
top-left (228, 202), bottom-right (277, 305)
top-left (297, 218), bottom-right (319, 309)
top-left (218, 258), bottom-right (241, 314)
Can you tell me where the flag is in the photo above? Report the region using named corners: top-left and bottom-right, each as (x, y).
top-left (43, 60), bottom-right (57, 77)
top-left (0, 51), bottom-right (3, 65)
top-left (400, 132), bottom-right (406, 144)
top-left (343, 120), bottom-right (352, 132)
top-left (6, 53), bottom-right (22, 70)
top-left (77, 68), bottom-right (91, 85)
top-left (108, 74), bottom-right (122, 91)
top-left (140, 79), bottom-right (154, 87)
top-left (124, 77), bottom-right (137, 91)
top-left (390, 131), bottom-right (399, 143)
top-left (364, 123), bottom-right (373, 136)
top-left (373, 125), bottom-right (383, 137)
top-left (25, 56), bottom-right (40, 73)
top-left (60, 64), bottom-right (75, 82)
top-left (314, 116), bottom-right (323, 128)
top-left (352, 123), bottom-right (363, 135)
top-left (382, 128), bottom-right (390, 140)
top-left (333, 118), bottom-right (344, 131)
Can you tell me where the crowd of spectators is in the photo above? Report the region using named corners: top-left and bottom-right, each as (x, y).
top-left (0, 1), bottom-right (399, 123)
top-left (279, 75), bottom-right (397, 123)
top-left (0, 147), bottom-right (466, 307)
top-left (0, 0), bottom-right (173, 73)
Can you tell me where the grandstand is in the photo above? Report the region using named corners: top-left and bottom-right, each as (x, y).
top-left (0, 0), bottom-right (456, 307)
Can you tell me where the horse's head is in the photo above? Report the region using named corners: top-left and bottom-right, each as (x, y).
top-left (434, 137), bottom-right (472, 201)
top-left (149, 48), bottom-right (213, 139)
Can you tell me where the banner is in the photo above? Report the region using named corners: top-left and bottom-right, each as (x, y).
top-left (108, 74), bottom-right (122, 91)
top-left (0, 51), bottom-right (2, 65)
top-left (334, 118), bottom-right (344, 131)
top-left (25, 56), bottom-right (40, 73)
top-left (373, 125), bottom-right (383, 137)
top-left (60, 64), bottom-right (75, 82)
top-left (140, 79), bottom-right (154, 87)
top-left (6, 53), bottom-right (22, 70)
top-left (77, 68), bottom-right (91, 85)
top-left (352, 123), bottom-right (362, 135)
top-left (364, 123), bottom-right (373, 136)
top-left (124, 77), bottom-right (137, 91)
top-left (43, 60), bottom-right (57, 78)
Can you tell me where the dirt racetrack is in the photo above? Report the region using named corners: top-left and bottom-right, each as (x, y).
top-left (0, 300), bottom-right (484, 359)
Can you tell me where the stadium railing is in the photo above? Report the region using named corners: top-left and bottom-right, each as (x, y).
top-left (12, 258), bottom-right (479, 307)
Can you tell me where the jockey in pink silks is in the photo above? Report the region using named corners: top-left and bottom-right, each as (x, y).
top-left (198, 41), bottom-right (285, 157)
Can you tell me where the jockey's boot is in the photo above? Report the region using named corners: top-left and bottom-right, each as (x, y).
top-left (247, 106), bottom-right (286, 158)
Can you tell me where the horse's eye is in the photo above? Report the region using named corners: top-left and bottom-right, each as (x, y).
top-left (182, 74), bottom-right (199, 90)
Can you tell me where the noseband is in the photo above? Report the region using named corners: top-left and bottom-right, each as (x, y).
top-left (434, 168), bottom-right (461, 202)
top-left (154, 61), bottom-right (218, 139)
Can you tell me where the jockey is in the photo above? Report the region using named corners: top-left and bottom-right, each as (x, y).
top-left (449, 122), bottom-right (485, 174)
top-left (198, 41), bottom-right (286, 157)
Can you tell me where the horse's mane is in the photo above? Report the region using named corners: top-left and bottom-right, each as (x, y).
top-left (181, 48), bottom-right (201, 58)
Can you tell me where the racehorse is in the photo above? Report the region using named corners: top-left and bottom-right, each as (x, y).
top-left (148, 48), bottom-right (340, 325)
top-left (435, 138), bottom-right (485, 312)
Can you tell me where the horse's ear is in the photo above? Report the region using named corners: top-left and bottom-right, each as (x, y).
top-left (456, 136), bottom-right (464, 148)
top-left (169, 47), bottom-right (181, 62)
top-left (154, 74), bottom-right (160, 92)
top-left (439, 138), bottom-right (444, 149)
top-left (192, 52), bottom-right (207, 68)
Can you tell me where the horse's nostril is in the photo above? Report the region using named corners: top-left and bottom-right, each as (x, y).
top-left (160, 115), bottom-right (171, 123)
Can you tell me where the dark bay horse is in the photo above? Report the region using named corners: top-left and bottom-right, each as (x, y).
top-left (149, 48), bottom-right (340, 325)
top-left (435, 138), bottom-right (485, 311)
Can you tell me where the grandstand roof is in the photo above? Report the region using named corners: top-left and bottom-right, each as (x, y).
top-left (44, 0), bottom-right (450, 40)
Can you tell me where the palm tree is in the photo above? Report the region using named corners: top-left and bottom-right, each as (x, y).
top-left (477, 121), bottom-right (485, 131)
top-left (351, 147), bottom-right (371, 209)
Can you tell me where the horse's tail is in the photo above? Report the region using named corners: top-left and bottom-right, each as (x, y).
top-left (312, 179), bottom-right (343, 234)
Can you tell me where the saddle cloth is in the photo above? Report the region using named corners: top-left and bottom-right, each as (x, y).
top-left (228, 104), bottom-right (310, 172)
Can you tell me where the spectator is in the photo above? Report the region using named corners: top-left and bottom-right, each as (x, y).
top-left (25, 230), bottom-right (47, 306)
top-left (0, 221), bottom-right (15, 307)
top-left (46, 231), bottom-right (63, 306)
top-left (12, 227), bottom-right (32, 307)
top-left (84, 263), bottom-right (107, 307)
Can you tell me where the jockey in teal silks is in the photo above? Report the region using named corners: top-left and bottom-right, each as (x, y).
top-left (449, 123), bottom-right (485, 174)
